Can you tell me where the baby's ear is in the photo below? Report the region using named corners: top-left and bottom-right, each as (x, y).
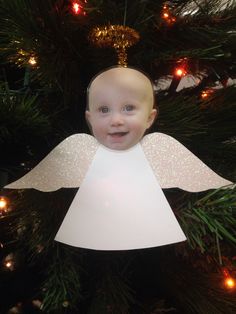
top-left (85, 110), bottom-right (93, 132)
top-left (147, 108), bottom-right (158, 129)
top-left (85, 110), bottom-right (91, 123)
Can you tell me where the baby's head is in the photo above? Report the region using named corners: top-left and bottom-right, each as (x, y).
top-left (86, 67), bottom-right (157, 150)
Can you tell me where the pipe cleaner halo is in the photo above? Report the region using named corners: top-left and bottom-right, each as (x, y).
top-left (88, 25), bottom-right (140, 67)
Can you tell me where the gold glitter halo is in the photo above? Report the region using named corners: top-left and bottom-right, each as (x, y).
top-left (89, 25), bottom-right (140, 67)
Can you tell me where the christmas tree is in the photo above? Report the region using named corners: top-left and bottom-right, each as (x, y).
top-left (0, 0), bottom-right (236, 313)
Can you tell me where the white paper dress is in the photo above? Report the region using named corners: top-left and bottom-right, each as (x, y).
top-left (5, 132), bottom-right (232, 250)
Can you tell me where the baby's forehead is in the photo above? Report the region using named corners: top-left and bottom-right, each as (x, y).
top-left (89, 68), bottom-right (153, 100)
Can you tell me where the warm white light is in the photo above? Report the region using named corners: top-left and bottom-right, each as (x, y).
top-left (0, 197), bottom-right (7, 209)
top-left (3, 253), bottom-right (14, 270)
top-left (28, 56), bottom-right (37, 65)
top-left (224, 277), bottom-right (235, 289)
top-left (175, 68), bottom-right (186, 77)
top-left (5, 261), bottom-right (12, 268)
top-left (201, 91), bottom-right (208, 98)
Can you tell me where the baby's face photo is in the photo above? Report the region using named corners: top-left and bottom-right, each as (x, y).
top-left (86, 67), bottom-right (157, 150)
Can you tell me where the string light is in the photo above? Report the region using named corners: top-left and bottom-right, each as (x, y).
top-left (174, 58), bottom-right (188, 78)
top-left (0, 196), bottom-right (8, 210)
top-left (5, 261), bottom-right (12, 268)
top-left (163, 12), bottom-right (169, 19)
top-left (28, 56), bottom-right (37, 66)
top-left (201, 89), bottom-right (214, 99)
top-left (10, 49), bottom-right (37, 67)
top-left (3, 253), bottom-right (15, 271)
top-left (71, 1), bottom-right (86, 15)
top-left (162, 3), bottom-right (176, 24)
top-left (16, 49), bottom-right (28, 66)
top-left (72, 2), bottom-right (81, 14)
top-left (0, 196), bottom-right (10, 216)
top-left (4, 260), bottom-right (14, 271)
top-left (201, 90), bottom-right (209, 99)
top-left (174, 67), bottom-right (186, 77)
top-left (222, 268), bottom-right (236, 290)
top-left (224, 277), bottom-right (235, 289)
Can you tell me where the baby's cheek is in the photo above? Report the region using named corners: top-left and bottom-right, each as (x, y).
top-left (93, 124), bottom-right (107, 139)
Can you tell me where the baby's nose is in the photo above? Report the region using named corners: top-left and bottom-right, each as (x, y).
top-left (110, 113), bottom-right (124, 126)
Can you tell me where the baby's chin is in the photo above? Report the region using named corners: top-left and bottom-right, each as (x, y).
top-left (100, 137), bottom-right (142, 151)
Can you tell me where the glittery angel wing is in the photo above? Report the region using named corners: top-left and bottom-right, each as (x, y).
top-left (5, 134), bottom-right (99, 192)
top-left (141, 132), bottom-right (232, 192)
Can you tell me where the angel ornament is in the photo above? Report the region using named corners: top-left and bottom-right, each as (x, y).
top-left (6, 67), bottom-right (232, 251)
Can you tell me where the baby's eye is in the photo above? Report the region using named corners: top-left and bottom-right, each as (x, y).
top-left (99, 106), bottom-right (110, 113)
top-left (123, 104), bottom-right (135, 112)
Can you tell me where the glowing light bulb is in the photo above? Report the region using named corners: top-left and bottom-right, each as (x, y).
top-left (162, 3), bottom-right (176, 24)
top-left (201, 91), bottom-right (208, 98)
top-left (0, 196), bottom-right (8, 215)
top-left (201, 89), bottom-right (213, 99)
top-left (5, 261), bottom-right (12, 268)
top-left (175, 67), bottom-right (186, 77)
top-left (0, 197), bottom-right (7, 209)
top-left (72, 2), bottom-right (81, 14)
top-left (224, 277), bottom-right (235, 289)
top-left (28, 56), bottom-right (37, 66)
top-left (3, 253), bottom-right (15, 271)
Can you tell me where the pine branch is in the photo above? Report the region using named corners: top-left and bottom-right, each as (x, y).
top-left (155, 93), bottom-right (207, 143)
top-left (178, 187), bottom-right (236, 253)
top-left (160, 254), bottom-right (236, 314)
top-left (0, 0), bottom-right (88, 104)
top-left (156, 87), bottom-right (236, 179)
top-left (87, 252), bottom-right (135, 314)
top-left (41, 244), bottom-right (82, 313)
top-left (0, 82), bottom-right (50, 144)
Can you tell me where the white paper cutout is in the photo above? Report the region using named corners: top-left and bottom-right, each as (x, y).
top-left (55, 143), bottom-right (186, 250)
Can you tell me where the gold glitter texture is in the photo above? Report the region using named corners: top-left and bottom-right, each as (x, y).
top-left (89, 25), bottom-right (140, 67)
top-left (141, 133), bottom-right (232, 192)
top-left (5, 134), bottom-right (99, 192)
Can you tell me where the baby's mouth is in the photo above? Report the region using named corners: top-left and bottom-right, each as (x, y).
top-left (108, 132), bottom-right (129, 138)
